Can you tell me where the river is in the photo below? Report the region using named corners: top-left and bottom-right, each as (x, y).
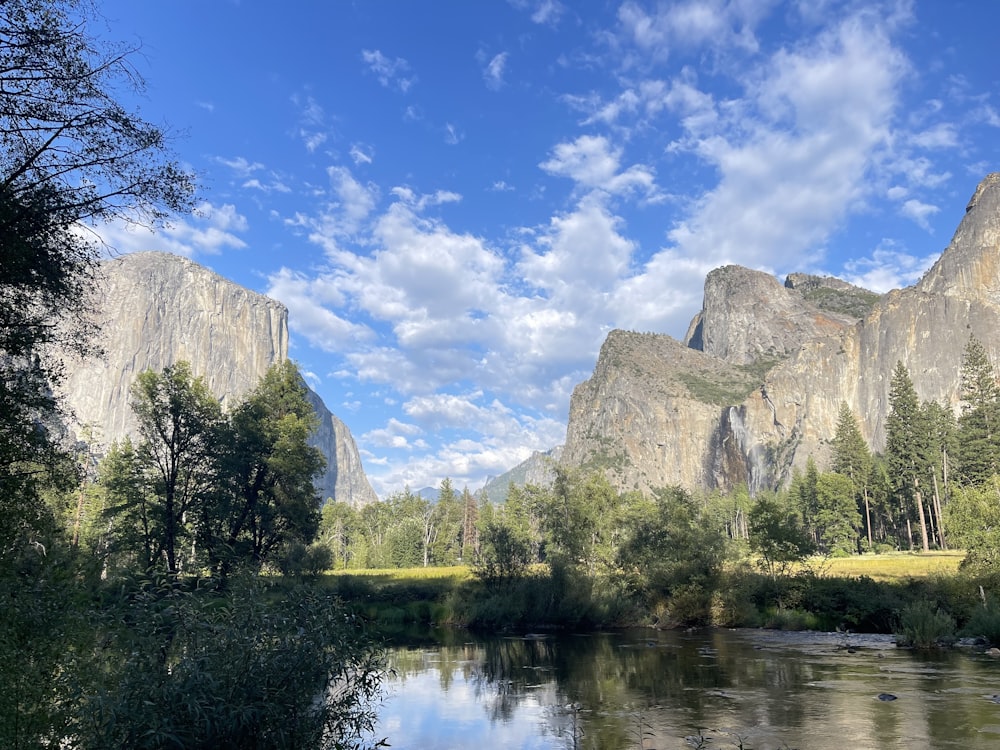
top-left (372, 627), bottom-right (1000, 749)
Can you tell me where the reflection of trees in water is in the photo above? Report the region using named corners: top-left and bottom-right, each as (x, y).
top-left (386, 629), bottom-right (997, 749)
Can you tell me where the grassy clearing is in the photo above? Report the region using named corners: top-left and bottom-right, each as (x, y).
top-left (325, 565), bottom-right (472, 582)
top-left (809, 551), bottom-right (965, 582)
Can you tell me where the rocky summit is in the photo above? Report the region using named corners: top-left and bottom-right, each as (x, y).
top-left (58, 251), bottom-right (377, 506)
top-left (562, 174), bottom-right (1000, 496)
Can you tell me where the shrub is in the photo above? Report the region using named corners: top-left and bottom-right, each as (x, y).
top-left (962, 596), bottom-right (1000, 646)
top-left (896, 600), bottom-right (956, 649)
top-left (66, 576), bottom-right (388, 749)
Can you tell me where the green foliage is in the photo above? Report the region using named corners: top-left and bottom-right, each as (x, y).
top-left (962, 596), bottom-right (1000, 646)
top-left (129, 362), bottom-right (223, 575)
top-left (101, 361), bottom-right (325, 578)
top-left (66, 577), bottom-right (386, 750)
top-left (895, 600), bottom-right (957, 649)
top-left (884, 361), bottom-right (933, 551)
top-left (0, 0), bottom-right (194, 555)
top-left (814, 472), bottom-right (861, 555)
top-left (946, 484), bottom-right (1000, 573)
top-left (748, 493), bottom-right (815, 577)
top-left (617, 486), bottom-right (729, 625)
top-left (956, 335), bottom-right (1000, 485)
top-left (675, 370), bottom-right (757, 406)
top-left (473, 520), bottom-right (531, 589)
top-left (0, 544), bottom-right (89, 749)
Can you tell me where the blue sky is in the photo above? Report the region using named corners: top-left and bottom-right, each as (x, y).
top-left (93, 0), bottom-right (999, 497)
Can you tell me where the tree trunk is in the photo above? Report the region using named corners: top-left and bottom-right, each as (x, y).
top-left (863, 490), bottom-right (873, 551)
top-left (913, 476), bottom-right (930, 552)
top-left (931, 470), bottom-right (947, 549)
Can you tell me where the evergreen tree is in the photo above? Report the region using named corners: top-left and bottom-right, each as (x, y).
top-left (814, 472), bottom-right (861, 555)
top-left (884, 361), bottom-right (931, 551)
top-left (459, 488), bottom-right (479, 562)
top-left (956, 335), bottom-right (1000, 486)
top-left (922, 400), bottom-right (956, 549)
top-left (831, 403), bottom-right (874, 549)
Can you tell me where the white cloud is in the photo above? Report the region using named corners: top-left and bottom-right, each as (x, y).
top-left (900, 198), bottom-right (940, 230)
top-left (361, 49), bottom-right (415, 92)
top-left (95, 202), bottom-right (249, 258)
top-left (483, 52), bottom-right (508, 90)
top-left (444, 123), bottom-right (463, 144)
top-left (655, 8), bottom-right (909, 270)
top-left (509, 0), bottom-right (564, 26)
top-left (539, 134), bottom-right (657, 197)
top-left (617, 0), bottom-right (775, 60)
top-left (217, 156), bottom-right (265, 176)
top-left (842, 240), bottom-right (937, 292)
top-left (350, 143), bottom-right (374, 165)
top-left (267, 267), bottom-right (374, 351)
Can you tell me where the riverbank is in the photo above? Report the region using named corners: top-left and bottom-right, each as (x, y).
top-left (311, 553), bottom-right (997, 646)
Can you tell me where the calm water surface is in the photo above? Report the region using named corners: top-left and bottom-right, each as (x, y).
top-left (373, 628), bottom-right (1000, 749)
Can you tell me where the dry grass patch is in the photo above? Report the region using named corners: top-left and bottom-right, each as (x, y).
top-left (811, 551), bottom-right (964, 582)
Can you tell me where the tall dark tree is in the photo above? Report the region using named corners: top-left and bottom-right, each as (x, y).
top-left (884, 361), bottom-right (931, 551)
top-left (209, 360), bottom-right (325, 574)
top-left (831, 403), bottom-right (874, 549)
top-left (956, 335), bottom-right (1000, 486)
top-left (130, 362), bottom-right (222, 575)
top-left (0, 0), bottom-right (194, 554)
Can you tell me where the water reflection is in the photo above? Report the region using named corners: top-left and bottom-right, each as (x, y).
top-left (375, 628), bottom-right (1000, 749)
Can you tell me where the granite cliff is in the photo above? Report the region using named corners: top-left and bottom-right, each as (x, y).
top-left (59, 251), bottom-right (377, 506)
top-left (562, 174), bottom-right (1000, 495)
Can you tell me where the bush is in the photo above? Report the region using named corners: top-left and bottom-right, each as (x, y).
top-left (896, 600), bottom-right (957, 649)
top-left (66, 576), bottom-right (388, 749)
top-left (962, 596), bottom-right (1000, 646)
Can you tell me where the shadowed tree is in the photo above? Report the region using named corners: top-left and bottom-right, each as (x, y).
top-left (130, 362), bottom-right (222, 575)
top-left (0, 0), bottom-right (193, 554)
top-left (208, 360), bottom-right (325, 576)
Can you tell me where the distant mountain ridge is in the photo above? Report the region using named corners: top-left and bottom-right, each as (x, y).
top-left (558, 173), bottom-right (1000, 496)
top-left (58, 251), bottom-right (377, 507)
top-left (480, 446), bottom-right (563, 503)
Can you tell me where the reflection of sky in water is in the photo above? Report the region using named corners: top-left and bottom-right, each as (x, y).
top-left (375, 670), bottom-right (562, 750)
top-left (370, 631), bottom-right (1000, 750)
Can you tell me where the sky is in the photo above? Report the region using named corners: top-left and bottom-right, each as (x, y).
top-left (91, 0), bottom-right (1000, 498)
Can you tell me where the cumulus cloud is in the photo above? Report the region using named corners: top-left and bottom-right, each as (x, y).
top-left (260, 0), bottom-right (980, 494)
top-left (95, 202), bottom-right (249, 258)
top-left (539, 134), bottom-right (658, 197)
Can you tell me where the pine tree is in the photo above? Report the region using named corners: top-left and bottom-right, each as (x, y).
top-left (831, 403), bottom-right (874, 549)
top-left (956, 335), bottom-right (1000, 486)
top-left (884, 361), bottom-right (931, 551)
top-left (922, 400), bottom-right (956, 549)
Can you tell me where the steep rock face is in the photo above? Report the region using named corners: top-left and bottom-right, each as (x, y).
top-left (60, 251), bottom-right (377, 506)
top-left (563, 174), bottom-right (1000, 495)
top-left (684, 265), bottom-right (857, 365)
top-left (562, 331), bottom-right (762, 492)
